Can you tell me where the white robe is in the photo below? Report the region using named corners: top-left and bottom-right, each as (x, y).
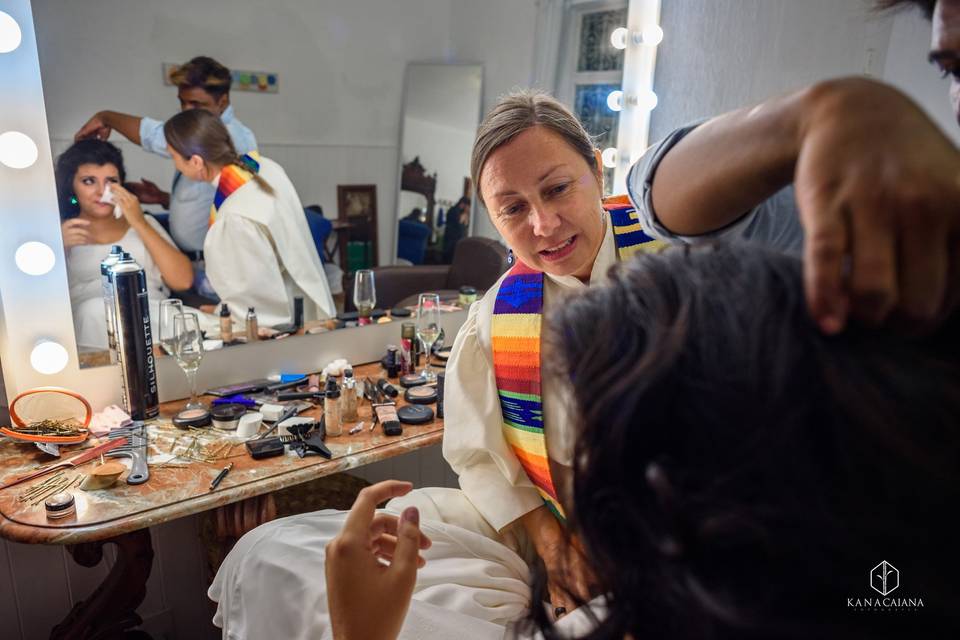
top-left (209, 488), bottom-right (604, 640)
top-left (205, 157), bottom-right (336, 327)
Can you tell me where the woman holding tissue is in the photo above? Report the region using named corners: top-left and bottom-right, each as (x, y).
top-left (162, 109), bottom-right (336, 327)
top-left (56, 140), bottom-right (193, 349)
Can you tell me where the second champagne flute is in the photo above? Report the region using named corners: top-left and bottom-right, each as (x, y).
top-left (173, 312), bottom-right (205, 410)
top-left (416, 293), bottom-right (441, 382)
top-left (354, 269), bottom-right (376, 324)
top-left (157, 298), bottom-right (183, 356)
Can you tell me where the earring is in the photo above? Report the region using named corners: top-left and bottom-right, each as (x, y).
top-left (70, 196), bottom-right (78, 205)
top-left (506, 248), bottom-right (515, 265)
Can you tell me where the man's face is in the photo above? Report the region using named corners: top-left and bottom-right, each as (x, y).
top-left (177, 86), bottom-right (228, 115)
top-left (930, 0), bottom-right (960, 125)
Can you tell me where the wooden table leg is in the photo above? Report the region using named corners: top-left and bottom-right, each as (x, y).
top-left (51, 528), bottom-right (154, 640)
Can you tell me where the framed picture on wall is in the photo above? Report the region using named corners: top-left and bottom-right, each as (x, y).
top-left (336, 184), bottom-right (379, 273)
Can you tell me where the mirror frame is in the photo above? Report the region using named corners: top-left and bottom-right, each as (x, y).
top-left (0, 1), bottom-right (467, 410)
top-left (392, 61), bottom-right (484, 264)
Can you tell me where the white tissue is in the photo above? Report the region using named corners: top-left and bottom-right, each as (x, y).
top-left (99, 183), bottom-right (123, 219)
top-left (322, 358), bottom-right (351, 378)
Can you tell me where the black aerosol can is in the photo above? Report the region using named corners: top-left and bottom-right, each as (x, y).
top-left (100, 245), bottom-right (124, 364)
top-left (109, 252), bottom-right (159, 420)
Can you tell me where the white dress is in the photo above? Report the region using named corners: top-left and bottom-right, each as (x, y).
top-left (66, 215), bottom-right (174, 350)
top-left (208, 221), bottom-right (621, 639)
top-left (204, 157), bottom-right (336, 327)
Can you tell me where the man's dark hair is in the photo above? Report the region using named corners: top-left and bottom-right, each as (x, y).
top-left (526, 244), bottom-right (959, 639)
top-left (169, 56), bottom-right (232, 100)
top-left (875, 0), bottom-right (936, 19)
top-left (55, 139), bottom-right (126, 219)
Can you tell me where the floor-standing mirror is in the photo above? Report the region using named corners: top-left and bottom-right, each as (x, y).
top-left (394, 63), bottom-right (482, 266)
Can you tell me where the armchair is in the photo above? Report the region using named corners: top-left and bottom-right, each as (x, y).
top-left (345, 236), bottom-right (508, 311)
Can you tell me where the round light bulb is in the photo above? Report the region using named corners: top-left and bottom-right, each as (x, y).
top-left (15, 241), bottom-right (56, 276)
top-left (642, 24), bottom-right (664, 46)
top-left (601, 148), bottom-right (618, 169)
top-left (31, 340), bottom-right (69, 375)
top-left (0, 11), bottom-right (22, 54)
top-left (0, 131), bottom-right (39, 169)
top-left (636, 89), bottom-right (659, 111)
top-left (610, 27), bottom-right (628, 50)
top-left (606, 90), bottom-right (624, 112)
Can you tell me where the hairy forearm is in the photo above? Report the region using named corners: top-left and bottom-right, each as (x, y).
top-left (649, 84), bottom-right (812, 235)
top-left (99, 111), bottom-right (143, 146)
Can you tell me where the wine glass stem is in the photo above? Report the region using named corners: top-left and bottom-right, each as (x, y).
top-left (423, 341), bottom-right (433, 377)
top-left (185, 368), bottom-right (199, 405)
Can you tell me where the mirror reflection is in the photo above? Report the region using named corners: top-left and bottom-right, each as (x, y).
top-left (396, 63), bottom-right (482, 266)
top-left (33, 4), bottom-right (502, 369)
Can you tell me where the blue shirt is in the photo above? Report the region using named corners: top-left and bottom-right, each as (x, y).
top-left (139, 105), bottom-right (258, 251)
top-left (626, 122), bottom-right (804, 255)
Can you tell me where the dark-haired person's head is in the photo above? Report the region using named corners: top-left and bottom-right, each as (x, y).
top-left (169, 56), bottom-right (232, 116)
top-left (55, 139), bottom-right (126, 219)
top-left (878, 1), bottom-right (960, 124)
top-left (534, 244), bottom-right (959, 639)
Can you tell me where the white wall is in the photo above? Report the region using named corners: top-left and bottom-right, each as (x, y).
top-left (648, 0), bottom-right (895, 142)
top-left (31, 0), bottom-right (538, 262)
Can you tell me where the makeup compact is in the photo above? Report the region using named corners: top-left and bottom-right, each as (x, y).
top-left (237, 412), bottom-right (263, 438)
top-left (397, 404), bottom-right (434, 425)
top-left (404, 385), bottom-right (438, 405)
top-left (211, 403), bottom-right (247, 430)
top-left (399, 374), bottom-right (426, 388)
top-left (45, 492), bottom-right (76, 520)
top-left (173, 407), bottom-right (211, 429)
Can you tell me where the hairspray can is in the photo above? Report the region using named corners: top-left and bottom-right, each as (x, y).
top-left (100, 245), bottom-right (124, 364)
top-left (110, 253), bottom-right (159, 420)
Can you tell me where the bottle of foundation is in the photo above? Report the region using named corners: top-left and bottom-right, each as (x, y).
top-left (325, 385), bottom-right (342, 436)
top-left (340, 368), bottom-right (358, 422)
top-left (219, 303), bottom-right (233, 343)
top-left (245, 307), bottom-right (258, 342)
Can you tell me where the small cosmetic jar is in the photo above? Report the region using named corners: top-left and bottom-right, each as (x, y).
top-left (211, 403), bottom-right (247, 430)
top-left (399, 374), bottom-right (427, 388)
top-left (404, 385), bottom-right (438, 405)
top-left (397, 404), bottom-right (434, 425)
top-left (237, 412), bottom-right (263, 438)
top-left (45, 492), bottom-right (76, 520)
top-left (173, 407), bottom-right (211, 429)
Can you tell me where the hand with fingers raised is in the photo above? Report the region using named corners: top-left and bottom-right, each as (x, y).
top-left (325, 480), bottom-right (432, 640)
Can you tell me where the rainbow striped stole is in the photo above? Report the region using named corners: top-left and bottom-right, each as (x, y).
top-left (209, 151), bottom-right (261, 227)
top-left (491, 197), bottom-right (665, 521)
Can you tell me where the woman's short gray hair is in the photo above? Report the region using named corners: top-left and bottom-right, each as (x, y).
top-left (471, 90), bottom-right (597, 205)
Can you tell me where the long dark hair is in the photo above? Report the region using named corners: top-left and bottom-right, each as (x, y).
top-left (528, 244), bottom-right (959, 639)
top-left (54, 139), bottom-right (126, 219)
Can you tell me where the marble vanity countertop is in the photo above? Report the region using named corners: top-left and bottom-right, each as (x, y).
top-left (0, 362), bottom-right (443, 545)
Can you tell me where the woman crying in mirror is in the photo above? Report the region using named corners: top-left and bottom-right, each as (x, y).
top-left (56, 139), bottom-right (193, 350)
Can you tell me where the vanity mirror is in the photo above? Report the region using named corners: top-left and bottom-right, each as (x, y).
top-left (0, 0), bottom-right (491, 409)
top-left (394, 63), bottom-right (483, 266)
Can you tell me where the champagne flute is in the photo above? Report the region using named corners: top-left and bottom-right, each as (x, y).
top-left (157, 298), bottom-right (183, 356)
top-left (354, 269), bottom-right (376, 324)
top-left (173, 312), bottom-right (205, 410)
top-left (416, 293), bottom-right (441, 382)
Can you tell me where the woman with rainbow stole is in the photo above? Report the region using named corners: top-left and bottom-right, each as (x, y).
top-left (209, 91), bottom-right (802, 639)
top-left (162, 109), bottom-right (336, 327)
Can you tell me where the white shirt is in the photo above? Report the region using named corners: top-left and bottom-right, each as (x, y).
top-left (204, 156), bottom-right (336, 327)
top-left (442, 216), bottom-right (619, 531)
top-left (66, 215), bottom-right (174, 349)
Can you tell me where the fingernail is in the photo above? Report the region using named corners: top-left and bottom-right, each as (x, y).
top-left (401, 506), bottom-right (419, 526)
